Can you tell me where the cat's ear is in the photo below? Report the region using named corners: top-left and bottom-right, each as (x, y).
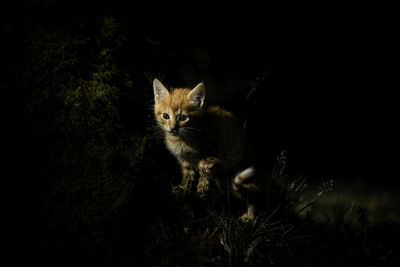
top-left (187, 82), bottom-right (206, 107)
top-left (153, 79), bottom-right (169, 102)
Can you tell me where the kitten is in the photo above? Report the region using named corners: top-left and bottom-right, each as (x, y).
top-left (153, 79), bottom-right (259, 222)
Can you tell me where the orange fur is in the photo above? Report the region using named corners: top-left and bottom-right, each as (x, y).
top-left (153, 79), bottom-right (258, 221)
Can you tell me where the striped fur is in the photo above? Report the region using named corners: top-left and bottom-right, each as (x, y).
top-left (153, 79), bottom-right (259, 222)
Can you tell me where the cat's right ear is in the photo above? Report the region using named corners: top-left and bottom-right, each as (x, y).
top-left (153, 79), bottom-right (169, 102)
top-left (187, 82), bottom-right (206, 107)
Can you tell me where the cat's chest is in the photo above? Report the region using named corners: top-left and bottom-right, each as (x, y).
top-left (166, 138), bottom-right (197, 159)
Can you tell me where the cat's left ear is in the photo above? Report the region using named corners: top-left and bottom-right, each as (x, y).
top-left (153, 79), bottom-right (169, 102)
top-left (187, 82), bottom-right (206, 107)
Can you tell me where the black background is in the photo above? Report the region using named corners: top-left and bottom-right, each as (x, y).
top-left (2, 1), bottom-right (399, 266)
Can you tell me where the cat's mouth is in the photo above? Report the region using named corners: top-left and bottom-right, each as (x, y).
top-left (167, 129), bottom-right (179, 137)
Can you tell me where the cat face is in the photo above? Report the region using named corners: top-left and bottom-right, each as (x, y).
top-left (153, 79), bottom-right (205, 138)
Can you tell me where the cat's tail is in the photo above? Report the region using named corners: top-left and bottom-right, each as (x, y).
top-left (232, 166), bottom-right (256, 191)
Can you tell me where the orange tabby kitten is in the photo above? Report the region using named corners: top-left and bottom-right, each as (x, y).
top-left (153, 79), bottom-right (258, 221)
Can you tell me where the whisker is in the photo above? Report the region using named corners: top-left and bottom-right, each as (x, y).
top-left (182, 126), bottom-right (203, 132)
top-left (182, 128), bottom-right (198, 136)
top-left (181, 127), bottom-right (200, 145)
top-left (148, 123), bottom-right (165, 142)
top-left (180, 129), bottom-right (193, 144)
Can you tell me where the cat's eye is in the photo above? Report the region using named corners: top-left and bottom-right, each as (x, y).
top-left (177, 114), bottom-right (187, 121)
top-left (162, 113), bottom-right (170, 120)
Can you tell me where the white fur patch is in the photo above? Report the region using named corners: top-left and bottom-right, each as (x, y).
top-left (166, 139), bottom-right (196, 156)
top-left (234, 166), bottom-right (255, 184)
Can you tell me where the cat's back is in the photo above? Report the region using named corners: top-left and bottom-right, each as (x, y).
top-left (203, 106), bottom-right (242, 133)
top-left (203, 106), bottom-right (252, 151)
top-left (203, 106), bottom-right (253, 164)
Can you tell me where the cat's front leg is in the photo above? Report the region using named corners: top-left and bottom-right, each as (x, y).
top-left (172, 161), bottom-right (196, 197)
top-left (197, 157), bottom-right (218, 198)
top-left (239, 204), bottom-right (255, 223)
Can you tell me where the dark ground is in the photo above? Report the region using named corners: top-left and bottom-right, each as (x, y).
top-left (2, 1), bottom-right (399, 266)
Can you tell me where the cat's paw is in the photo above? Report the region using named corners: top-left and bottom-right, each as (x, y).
top-left (239, 212), bottom-right (255, 223)
top-left (197, 191), bottom-right (208, 199)
top-left (171, 184), bottom-right (190, 197)
top-left (196, 178), bottom-right (210, 198)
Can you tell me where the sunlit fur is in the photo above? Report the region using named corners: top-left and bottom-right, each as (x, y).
top-left (153, 79), bottom-right (258, 222)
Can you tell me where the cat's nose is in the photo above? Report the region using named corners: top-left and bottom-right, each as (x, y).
top-left (171, 128), bottom-right (178, 134)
